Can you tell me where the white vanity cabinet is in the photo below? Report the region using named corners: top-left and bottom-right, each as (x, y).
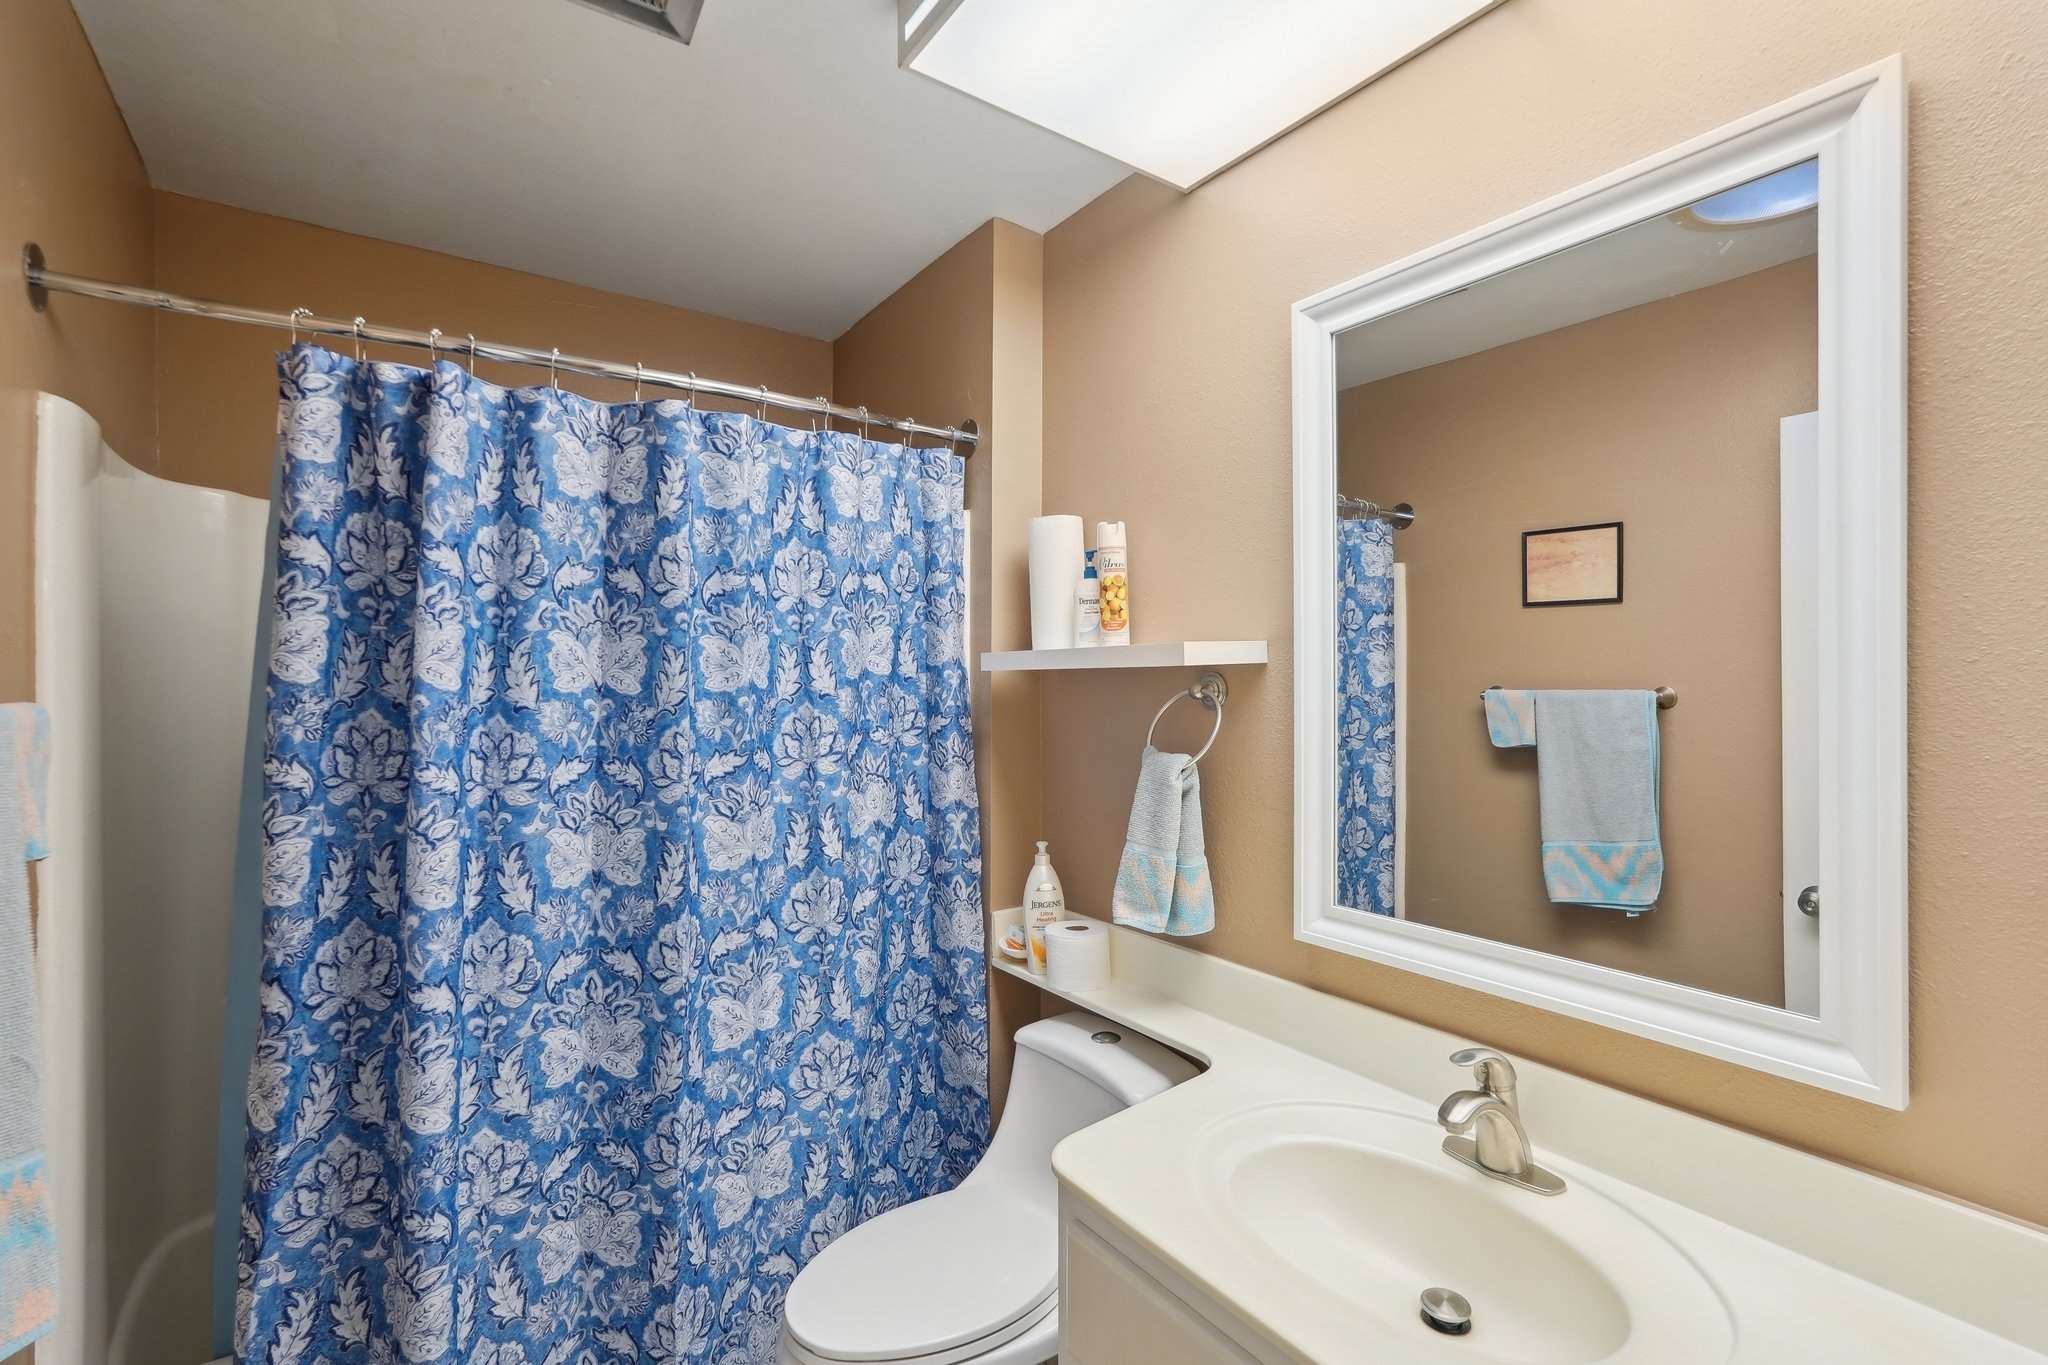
top-left (1059, 1191), bottom-right (1284, 1365)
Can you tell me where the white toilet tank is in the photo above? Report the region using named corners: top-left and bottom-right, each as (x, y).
top-left (965, 1011), bottom-right (1200, 1209)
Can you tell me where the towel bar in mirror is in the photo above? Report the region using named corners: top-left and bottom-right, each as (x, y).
top-left (1482, 685), bottom-right (1677, 710)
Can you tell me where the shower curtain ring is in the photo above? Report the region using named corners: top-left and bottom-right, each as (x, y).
top-left (757, 384), bottom-right (769, 421)
top-left (426, 328), bottom-right (441, 367)
top-left (634, 361), bottom-right (643, 402)
top-left (466, 333), bottom-right (478, 376)
top-left (288, 307), bottom-right (310, 346)
top-left (857, 405), bottom-right (869, 440)
top-left (813, 396), bottom-right (829, 432)
top-left (549, 348), bottom-right (561, 392)
top-left (688, 372), bottom-right (698, 407)
top-left (351, 316), bottom-right (366, 362)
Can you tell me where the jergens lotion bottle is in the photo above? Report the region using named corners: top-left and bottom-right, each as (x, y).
top-left (1074, 550), bottom-right (1102, 647)
top-left (1022, 842), bottom-right (1066, 975)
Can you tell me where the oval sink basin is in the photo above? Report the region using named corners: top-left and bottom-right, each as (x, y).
top-left (1195, 1102), bottom-right (1733, 1364)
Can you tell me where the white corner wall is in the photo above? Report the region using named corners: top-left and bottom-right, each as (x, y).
top-left (31, 394), bottom-right (269, 1365)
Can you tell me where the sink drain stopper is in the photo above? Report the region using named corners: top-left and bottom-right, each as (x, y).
top-left (1420, 1287), bottom-right (1473, 1336)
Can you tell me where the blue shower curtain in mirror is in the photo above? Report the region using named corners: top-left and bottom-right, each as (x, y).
top-left (1336, 517), bottom-right (1396, 916)
top-left (236, 345), bottom-right (987, 1365)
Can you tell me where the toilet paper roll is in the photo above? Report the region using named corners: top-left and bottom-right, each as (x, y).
top-left (1043, 918), bottom-right (1111, 992)
top-left (1027, 514), bottom-right (1085, 650)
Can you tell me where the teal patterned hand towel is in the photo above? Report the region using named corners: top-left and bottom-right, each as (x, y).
top-left (0, 703), bottom-right (56, 1357)
top-left (1111, 745), bottom-right (1214, 936)
top-left (1532, 690), bottom-right (1663, 911)
top-left (1483, 688), bottom-right (1537, 748)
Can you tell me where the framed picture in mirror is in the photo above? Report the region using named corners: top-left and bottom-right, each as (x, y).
top-left (1523, 522), bottom-right (1622, 606)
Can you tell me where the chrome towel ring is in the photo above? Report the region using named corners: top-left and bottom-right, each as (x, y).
top-left (1146, 671), bottom-right (1228, 764)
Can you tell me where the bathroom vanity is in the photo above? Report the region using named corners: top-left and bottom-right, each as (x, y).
top-left (1060, 1216), bottom-right (1255, 1365)
top-left (984, 911), bottom-right (2048, 1364)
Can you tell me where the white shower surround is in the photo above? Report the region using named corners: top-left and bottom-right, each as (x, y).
top-left (31, 394), bottom-right (268, 1365)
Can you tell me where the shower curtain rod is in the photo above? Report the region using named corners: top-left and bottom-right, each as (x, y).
top-left (20, 244), bottom-right (978, 452)
top-left (1338, 494), bottom-right (1415, 528)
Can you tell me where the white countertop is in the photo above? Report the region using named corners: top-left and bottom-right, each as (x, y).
top-left (999, 924), bottom-right (2048, 1364)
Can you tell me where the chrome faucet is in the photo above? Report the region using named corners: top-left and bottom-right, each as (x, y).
top-left (1436, 1047), bottom-right (1565, 1196)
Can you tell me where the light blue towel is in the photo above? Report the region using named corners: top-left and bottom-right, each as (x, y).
top-left (0, 704), bottom-right (57, 1356)
top-left (1111, 744), bottom-right (1214, 936)
top-left (1483, 688), bottom-right (1536, 748)
top-left (1484, 689), bottom-right (1663, 912)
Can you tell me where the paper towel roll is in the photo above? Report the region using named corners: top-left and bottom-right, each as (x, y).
top-left (1043, 918), bottom-right (1111, 992)
top-left (1028, 514), bottom-right (1085, 650)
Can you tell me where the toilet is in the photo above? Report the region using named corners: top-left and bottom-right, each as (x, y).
top-left (780, 1011), bottom-right (1199, 1365)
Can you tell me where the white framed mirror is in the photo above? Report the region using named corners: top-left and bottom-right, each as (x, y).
top-left (1290, 58), bottom-right (1906, 1106)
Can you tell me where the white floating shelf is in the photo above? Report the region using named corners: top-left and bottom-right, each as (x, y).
top-left (986, 906), bottom-right (1139, 1000)
top-left (980, 640), bottom-right (1268, 672)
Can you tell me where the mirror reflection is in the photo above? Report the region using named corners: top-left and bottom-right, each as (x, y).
top-left (1333, 161), bottom-right (1819, 1013)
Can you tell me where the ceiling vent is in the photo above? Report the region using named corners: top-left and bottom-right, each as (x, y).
top-left (564, 0), bottom-right (704, 44)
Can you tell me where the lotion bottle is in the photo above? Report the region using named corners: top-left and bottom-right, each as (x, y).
top-left (1074, 550), bottom-right (1101, 647)
top-left (1021, 842), bottom-right (1066, 975)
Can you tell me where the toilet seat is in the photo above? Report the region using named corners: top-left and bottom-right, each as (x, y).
top-left (781, 1184), bottom-right (1057, 1364)
top-left (780, 1298), bottom-right (1055, 1365)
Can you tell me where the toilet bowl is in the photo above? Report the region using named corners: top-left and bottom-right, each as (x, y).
top-left (780, 1011), bottom-right (1198, 1365)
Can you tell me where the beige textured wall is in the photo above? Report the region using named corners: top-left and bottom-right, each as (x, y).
top-left (833, 220), bottom-right (1045, 1117)
top-left (151, 192), bottom-right (833, 500)
top-left (1043, 0), bottom-right (2048, 1224)
top-left (1341, 258), bottom-right (1817, 1005)
top-left (0, 0), bottom-right (157, 711)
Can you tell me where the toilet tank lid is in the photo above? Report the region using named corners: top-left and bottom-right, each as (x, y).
top-left (1014, 1011), bottom-right (1200, 1106)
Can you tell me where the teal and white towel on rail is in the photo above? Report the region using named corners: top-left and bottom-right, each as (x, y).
top-left (0, 703), bottom-right (57, 1357)
top-left (1482, 687), bottom-right (1537, 748)
top-left (1112, 744), bottom-right (1215, 935)
top-left (1526, 690), bottom-right (1663, 911)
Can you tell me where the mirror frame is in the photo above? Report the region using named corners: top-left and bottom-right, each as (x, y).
top-left (1290, 58), bottom-right (1907, 1107)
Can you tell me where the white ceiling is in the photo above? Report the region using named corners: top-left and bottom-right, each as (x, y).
top-left (1338, 205), bottom-right (1819, 389)
top-left (70, 0), bottom-right (1130, 339)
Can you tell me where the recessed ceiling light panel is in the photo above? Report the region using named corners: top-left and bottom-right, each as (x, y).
top-left (900, 0), bottom-right (1508, 191)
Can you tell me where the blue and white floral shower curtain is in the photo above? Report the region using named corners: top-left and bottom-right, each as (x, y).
top-left (236, 345), bottom-right (987, 1365)
top-left (1336, 517), bottom-right (1396, 916)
